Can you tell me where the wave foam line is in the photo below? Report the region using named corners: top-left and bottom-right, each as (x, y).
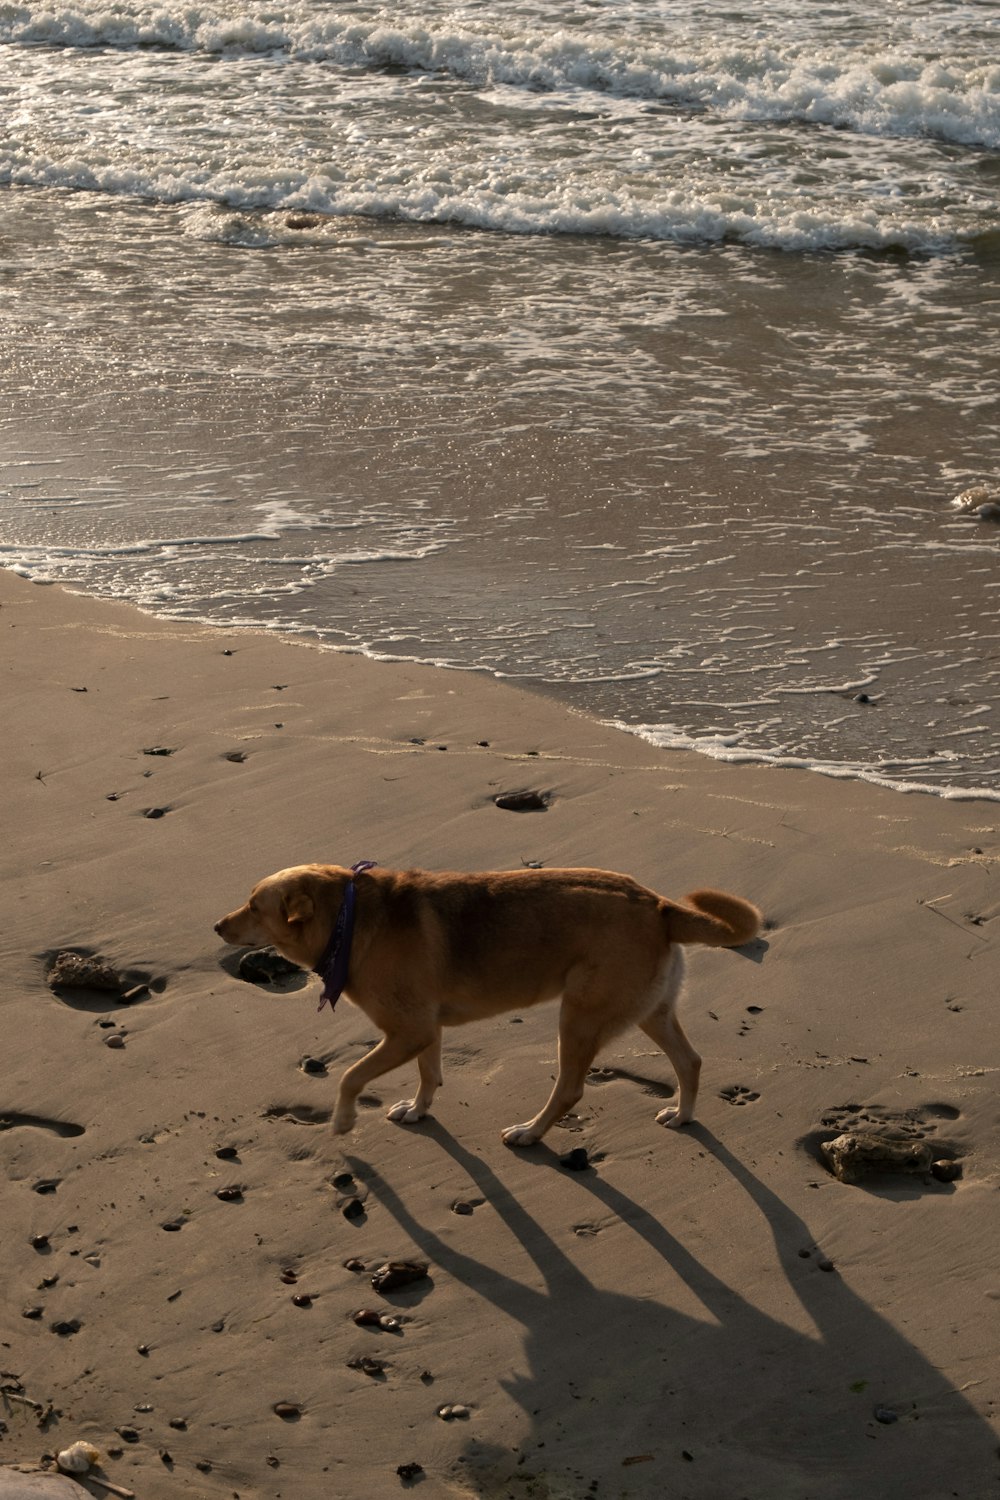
top-left (2, 7), bottom-right (998, 148)
top-left (614, 720), bottom-right (1000, 802)
top-left (0, 158), bottom-right (970, 255)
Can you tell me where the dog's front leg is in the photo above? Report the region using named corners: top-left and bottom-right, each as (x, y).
top-left (387, 1032), bottom-right (443, 1125)
top-left (332, 1032), bottom-right (435, 1135)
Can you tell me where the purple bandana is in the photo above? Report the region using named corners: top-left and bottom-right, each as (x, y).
top-left (315, 861), bottom-right (377, 1011)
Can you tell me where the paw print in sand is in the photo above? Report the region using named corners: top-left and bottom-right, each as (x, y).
top-left (719, 1084), bottom-right (760, 1106)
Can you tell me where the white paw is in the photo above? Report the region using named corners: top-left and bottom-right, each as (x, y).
top-left (655, 1105), bottom-right (690, 1129)
top-left (387, 1098), bottom-right (424, 1125)
top-left (501, 1123), bottom-right (540, 1147)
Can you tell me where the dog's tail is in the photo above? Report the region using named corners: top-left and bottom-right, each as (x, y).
top-left (661, 889), bottom-right (763, 949)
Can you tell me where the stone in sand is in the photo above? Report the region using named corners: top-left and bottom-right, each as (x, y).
top-left (820, 1132), bottom-right (934, 1183)
top-left (237, 948), bottom-right (303, 985)
top-left (48, 953), bottom-right (121, 993)
top-left (371, 1261), bottom-right (429, 1294)
top-left (352, 1308), bottom-right (383, 1327)
top-left (494, 789), bottom-right (552, 812)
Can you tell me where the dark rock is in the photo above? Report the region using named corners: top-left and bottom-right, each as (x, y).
top-left (215, 1185), bottom-right (244, 1202)
top-left (142, 746), bottom-right (175, 757)
top-left (560, 1147), bottom-right (590, 1172)
top-left (117, 1427), bottom-right (140, 1444)
top-left (353, 1308), bottom-right (383, 1327)
top-left (292, 1294), bottom-right (313, 1308)
top-left (451, 1200), bottom-right (474, 1216)
top-left (332, 1172), bottom-right (355, 1190)
top-left (22, 1306), bottom-right (44, 1319)
top-left (342, 1198), bottom-right (366, 1220)
top-left (874, 1406), bottom-right (898, 1424)
top-left (237, 948), bottom-right (304, 985)
top-left (51, 1319), bottom-right (81, 1336)
top-left (348, 1356), bottom-right (385, 1377)
top-left (144, 807), bottom-right (169, 819)
top-left (494, 790), bottom-right (551, 813)
top-left (344, 1258), bottom-right (365, 1272)
top-left (273, 1402), bottom-right (300, 1420)
top-left (931, 1158), bottom-right (962, 1183)
top-left (371, 1260), bottom-right (429, 1294)
top-left (215, 1145), bottom-right (239, 1160)
top-left (397, 1462), bottom-right (424, 1483)
top-left (301, 1056), bottom-right (326, 1075)
top-left (31, 1234), bottom-right (50, 1251)
top-left (169, 1418), bottom-right (187, 1430)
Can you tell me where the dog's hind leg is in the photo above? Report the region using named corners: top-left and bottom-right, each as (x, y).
top-left (386, 1031), bottom-right (443, 1125)
top-left (501, 1003), bottom-right (606, 1148)
top-left (332, 1030), bottom-right (436, 1136)
top-left (642, 1005), bottom-right (701, 1127)
top-left (638, 953), bottom-right (700, 1127)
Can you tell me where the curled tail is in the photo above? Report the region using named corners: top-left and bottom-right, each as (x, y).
top-left (661, 889), bottom-right (763, 948)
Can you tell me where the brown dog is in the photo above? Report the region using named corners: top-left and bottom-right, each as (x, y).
top-left (214, 863), bottom-right (761, 1145)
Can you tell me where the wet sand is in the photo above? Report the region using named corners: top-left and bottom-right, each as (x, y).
top-left (1, 569), bottom-right (999, 1499)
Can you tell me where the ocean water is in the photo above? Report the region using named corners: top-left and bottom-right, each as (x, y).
top-left (2, 0), bottom-right (999, 797)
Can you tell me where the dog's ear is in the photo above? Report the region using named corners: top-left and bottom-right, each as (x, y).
top-left (281, 885), bottom-right (315, 926)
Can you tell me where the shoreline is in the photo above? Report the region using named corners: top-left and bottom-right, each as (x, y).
top-left (9, 569), bottom-right (1000, 807)
top-left (2, 569), bottom-right (999, 1498)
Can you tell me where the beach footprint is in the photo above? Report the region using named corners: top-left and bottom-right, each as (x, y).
top-left (0, 1111), bottom-right (85, 1138)
top-left (586, 1065), bottom-right (675, 1100)
top-left (719, 1084), bottom-right (760, 1106)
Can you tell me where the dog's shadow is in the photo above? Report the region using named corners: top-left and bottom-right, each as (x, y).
top-left (348, 1123), bottom-right (994, 1495)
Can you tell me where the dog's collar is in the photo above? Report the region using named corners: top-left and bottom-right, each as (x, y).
top-left (315, 861), bottom-right (377, 1012)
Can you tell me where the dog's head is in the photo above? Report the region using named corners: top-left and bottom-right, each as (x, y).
top-left (214, 864), bottom-right (347, 964)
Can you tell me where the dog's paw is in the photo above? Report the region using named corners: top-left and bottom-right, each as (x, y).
top-left (387, 1099), bottom-right (426, 1125)
top-left (501, 1123), bottom-right (541, 1147)
top-left (655, 1105), bottom-right (692, 1129)
top-left (331, 1110), bottom-right (358, 1136)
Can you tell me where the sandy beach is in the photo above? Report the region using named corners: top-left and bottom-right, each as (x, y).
top-left (2, 567), bottom-right (999, 1499)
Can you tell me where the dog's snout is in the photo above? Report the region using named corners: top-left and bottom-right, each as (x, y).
top-left (214, 921), bottom-right (223, 935)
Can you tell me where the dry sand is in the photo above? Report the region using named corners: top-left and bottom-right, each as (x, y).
top-left (1, 569), bottom-right (998, 1500)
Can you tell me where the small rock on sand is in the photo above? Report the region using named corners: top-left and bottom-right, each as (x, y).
top-left (371, 1261), bottom-right (429, 1294)
top-left (494, 790), bottom-right (552, 812)
top-left (820, 1132), bottom-right (935, 1183)
top-left (48, 953), bottom-right (121, 993)
top-left (237, 948), bottom-right (303, 985)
